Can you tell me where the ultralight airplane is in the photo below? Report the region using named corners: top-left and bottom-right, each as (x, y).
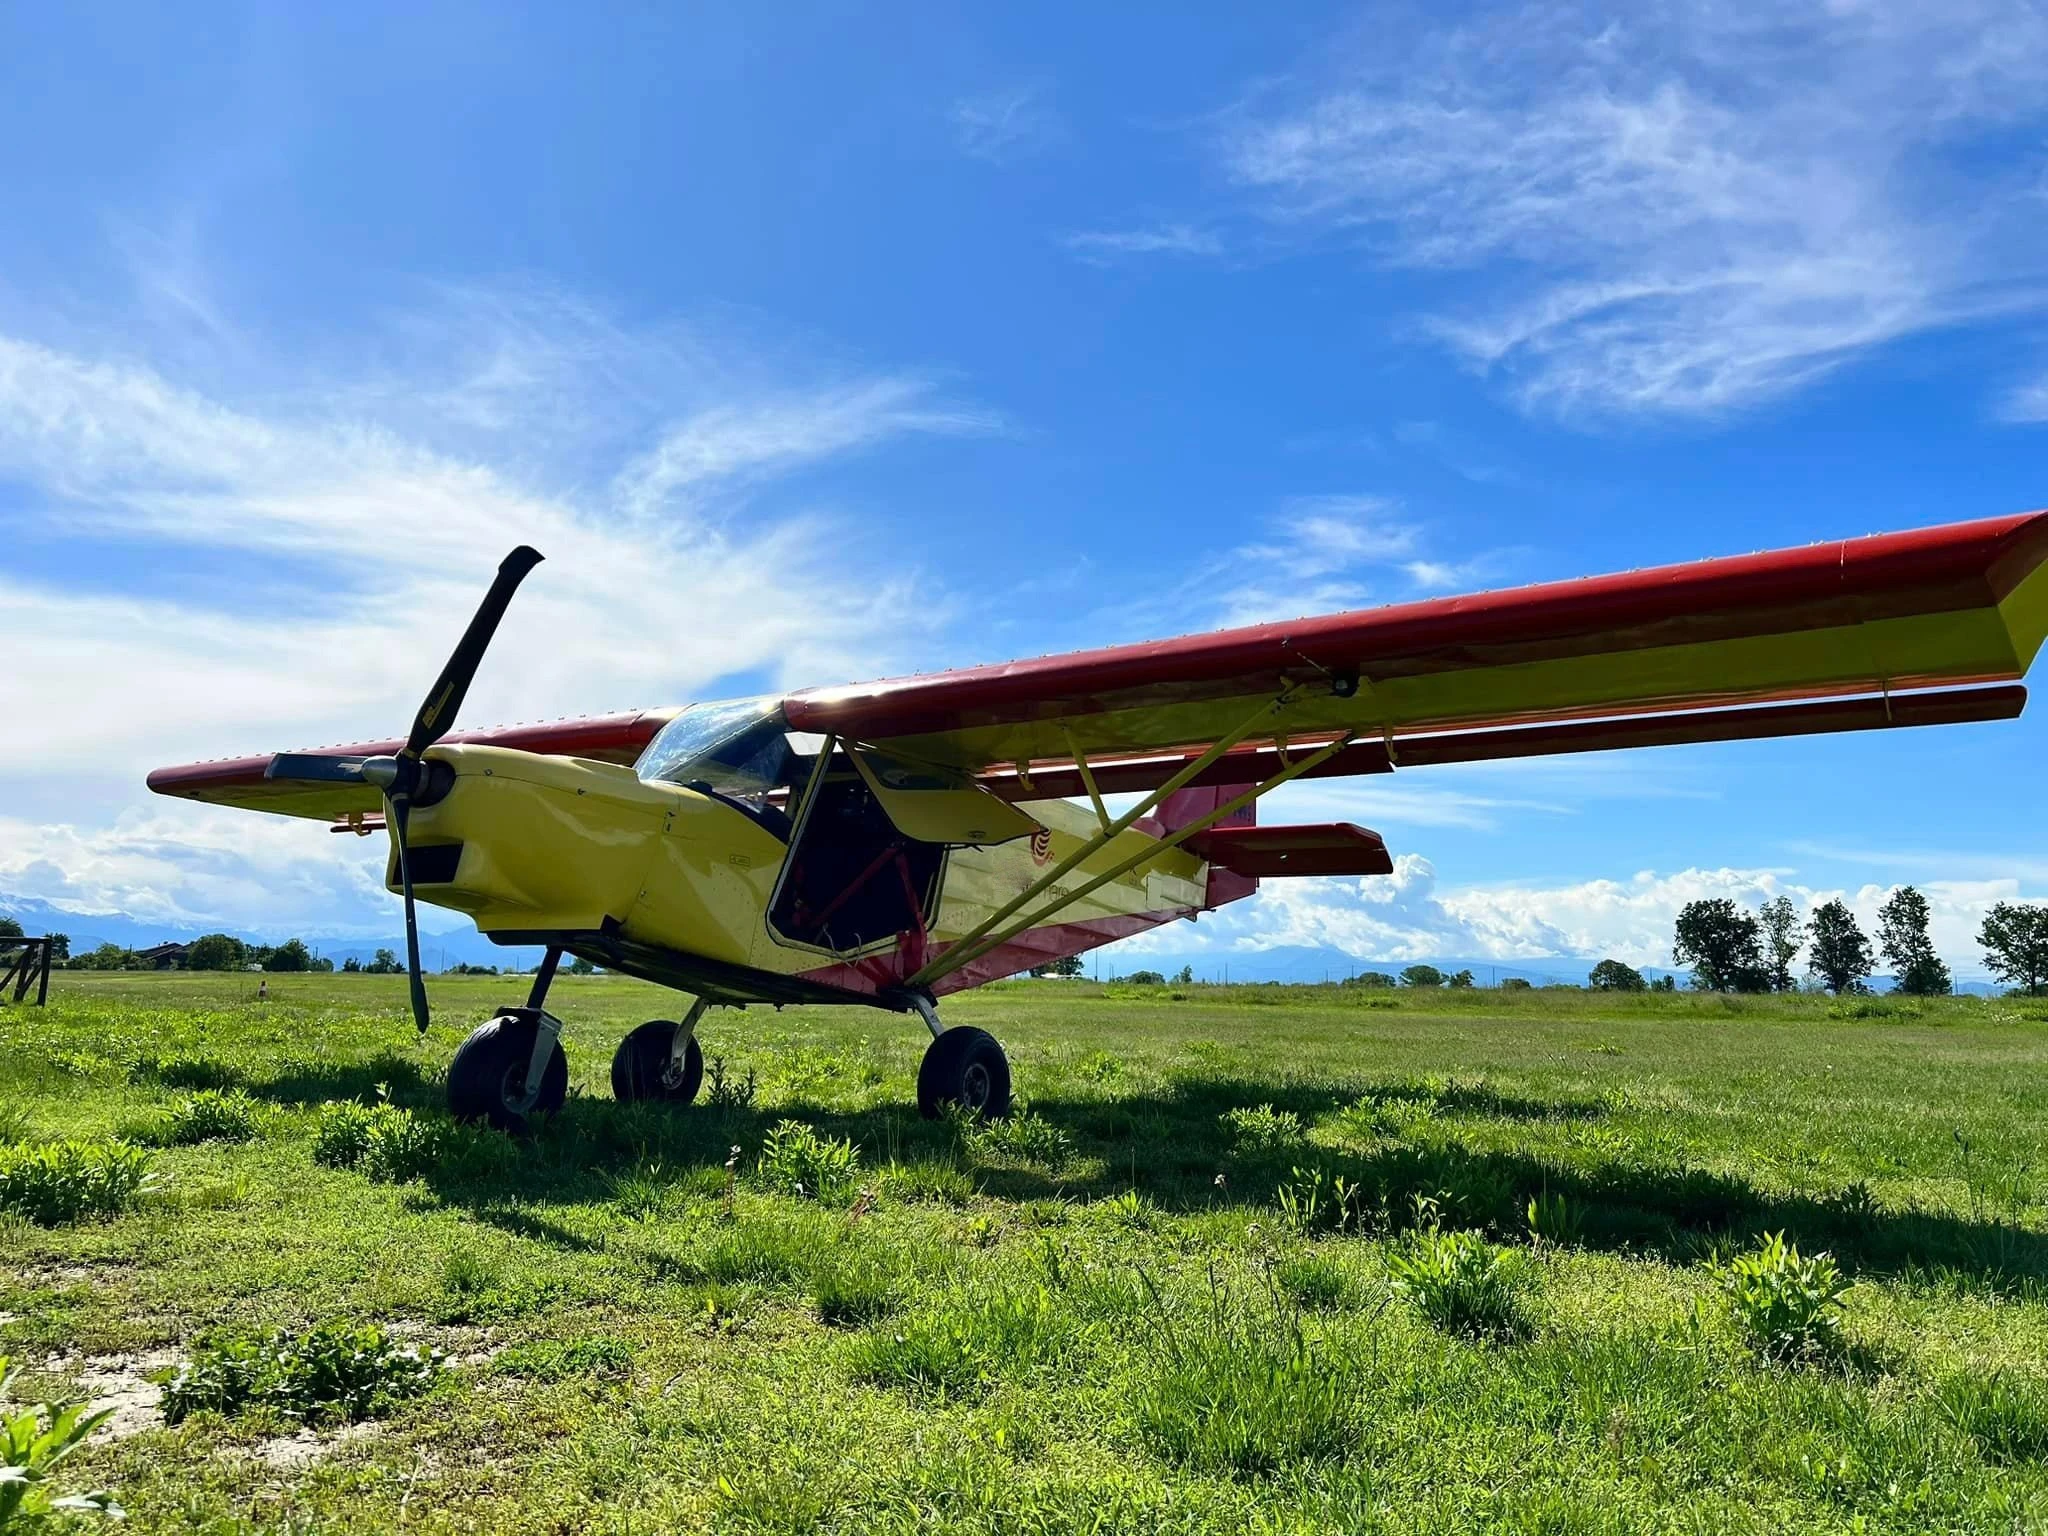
top-left (149, 511), bottom-right (2048, 1130)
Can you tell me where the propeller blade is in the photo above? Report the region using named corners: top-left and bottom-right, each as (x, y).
top-left (267, 754), bottom-right (372, 784)
top-left (389, 796), bottom-right (431, 1033)
top-left (403, 546), bottom-right (544, 759)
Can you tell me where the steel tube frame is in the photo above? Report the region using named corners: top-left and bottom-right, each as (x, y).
top-left (916, 730), bottom-right (1358, 987)
top-left (904, 692), bottom-right (1298, 989)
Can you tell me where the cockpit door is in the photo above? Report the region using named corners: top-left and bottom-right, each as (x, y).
top-left (847, 745), bottom-right (1041, 847)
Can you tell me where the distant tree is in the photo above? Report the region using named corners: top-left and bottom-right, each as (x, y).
top-left (0, 917), bottom-right (21, 938)
top-left (310, 955), bottom-right (335, 972)
top-left (1344, 971), bottom-right (1396, 989)
top-left (1123, 969), bottom-right (1166, 986)
top-left (1758, 896), bottom-right (1801, 993)
top-left (1400, 964), bottom-right (1444, 989)
top-left (449, 962), bottom-right (499, 975)
top-left (1447, 969), bottom-right (1476, 989)
top-left (76, 942), bottom-right (131, 971)
top-left (1500, 976), bottom-right (1533, 992)
top-left (1653, 974), bottom-right (1677, 991)
top-left (341, 956), bottom-right (362, 973)
top-left (567, 956), bottom-right (596, 976)
top-left (263, 938), bottom-right (312, 973)
top-left (1979, 902), bottom-right (2048, 996)
top-left (245, 945), bottom-right (273, 970)
top-left (1588, 959), bottom-right (1647, 992)
top-left (1174, 965), bottom-right (1195, 986)
top-left (362, 948), bottom-right (403, 975)
top-left (1806, 900), bottom-right (1875, 995)
top-left (46, 933), bottom-right (69, 962)
top-left (1673, 899), bottom-right (1766, 992)
top-left (1050, 955), bottom-right (1083, 977)
top-left (1876, 886), bottom-right (1950, 996)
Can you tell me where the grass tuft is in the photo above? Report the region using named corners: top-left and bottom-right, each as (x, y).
top-left (0, 1140), bottom-right (154, 1225)
top-left (850, 1284), bottom-right (1061, 1398)
top-left (1223, 1103), bottom-right (1306, 1155)
top-left (163, 1321), bottom-right (442, 1425)
top-left (311, 1100), bottom-right (451, 1183)
top-left (811, 1246), bottom-right (901, 1328)
top-left (147, 1088), bottom-right (260, 1146)
top-left (494, 1337), bottom-right (633, 1382)
top-left (966, 1109), bottom-right (1074, 1171)
top-left (1713, 1231), bottom-right (1851, 1365)
top-left (1272, 1250), bottom-right (1355, 1310)
top-left (1934, 1369), bottom-right (2048, 1463)
top-left (757, 1120), bottom-right (862, 1202)
top-left (1132, 1269), bottom-right (1363, 1476)
top-left (1386, 1228), bottom-right (1531, 1339)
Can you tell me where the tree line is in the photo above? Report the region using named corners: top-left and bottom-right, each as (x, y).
top-left (1646, 890), bottom-right (2048, 996)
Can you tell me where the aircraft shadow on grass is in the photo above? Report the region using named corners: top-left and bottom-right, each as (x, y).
top-left (243, 1060), bottom-right (2048, 1291)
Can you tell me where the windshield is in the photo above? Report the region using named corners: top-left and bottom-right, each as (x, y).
top-left (636, 697), bottom-right (812, 798)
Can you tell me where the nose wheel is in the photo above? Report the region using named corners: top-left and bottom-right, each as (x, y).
top-left (448, 1010), bottom-right (568, 1133)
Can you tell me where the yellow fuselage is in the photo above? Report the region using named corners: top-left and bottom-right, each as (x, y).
top-left (394, 745), bottom-right (1207, 990)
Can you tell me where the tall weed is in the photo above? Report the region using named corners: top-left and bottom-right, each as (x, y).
top-left (0, 1141), bottom-right (154, 1225)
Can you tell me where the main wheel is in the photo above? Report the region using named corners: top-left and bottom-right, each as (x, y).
top-left (917, 1026), bottom-right (1011, 1120)
top-left (611, 1020), bottom-right (704, 1105)
top-left (448, 1013), bottom-right (568, 1133)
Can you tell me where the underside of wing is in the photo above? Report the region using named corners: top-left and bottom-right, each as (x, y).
top-left (145, 711), bottom-right (679, 822)
top-left (1183, 822), bottom-right (1394, 877)
top-left (783, 512), bottom-right (2048, 770)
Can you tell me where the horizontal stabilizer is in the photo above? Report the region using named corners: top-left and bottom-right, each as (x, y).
top-left (1183, 822), bottom-right (1393, 877)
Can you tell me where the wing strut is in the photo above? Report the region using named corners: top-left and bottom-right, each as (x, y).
top-left (909, 727), bottom-right (1359, 989)
top-left (907, 689), bottom-right (1304, 988)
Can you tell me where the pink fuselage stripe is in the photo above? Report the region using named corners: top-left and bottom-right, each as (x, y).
top-left (795, 907), bottom-right (1209, 998)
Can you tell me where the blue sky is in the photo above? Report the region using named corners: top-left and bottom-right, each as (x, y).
top-left (4, 1), bottom-right (2047, 974)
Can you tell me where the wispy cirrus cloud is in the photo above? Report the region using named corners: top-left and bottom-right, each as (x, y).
top-left (1216, 494), bottom-right (1506, 624)
top-left (1212, 0), bottom-right (2048, 421)
top-left (1062, 223), bottom-right (1223, 263)
top-left (950, 85), bottom-right (1058, 164)
top-left (2004, 373), bottom-right (2048, 423)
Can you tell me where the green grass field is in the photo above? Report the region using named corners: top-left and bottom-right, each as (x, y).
top-left (6, 971), bottom-right (2048, 1532)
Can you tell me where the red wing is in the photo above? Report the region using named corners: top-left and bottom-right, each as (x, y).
top-left (784, 512), bottom-right (2048, 771)
top-left (145, 711), bottom-right (678, 822)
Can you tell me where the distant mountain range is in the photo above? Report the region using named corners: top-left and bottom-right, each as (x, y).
top-left (0, 894), bottom-right (545, 971)
top-left (0, 894), bottom-right (2004, 994)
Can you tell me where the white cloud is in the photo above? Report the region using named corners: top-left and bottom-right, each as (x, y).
top-left (951, 86), bottom-right (1057, 163)
top-left (1063, 224), bottom-right (1223, 262)
top-left (1115, 859), bottom-right (2038, 978)
top-left (1218, 1), bottom-right (2048, 419)
top-left (0, 287), bottom-right (1000, 928)
top-left (1212, 495), bottom-right (1513, 624)
top-left (2004, 373), bottom-right (2048, 422)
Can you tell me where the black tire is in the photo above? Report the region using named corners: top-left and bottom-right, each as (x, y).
top-left (448, 1013), bottom-right (568, 1132)
top-left (917, 1026), bottom-right (1011, 1120)
top-left (611, 1020), bottom-right (704, 1105)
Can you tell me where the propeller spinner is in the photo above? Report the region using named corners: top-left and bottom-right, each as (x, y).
top-left (266, 546), bottom-right (544, 1031)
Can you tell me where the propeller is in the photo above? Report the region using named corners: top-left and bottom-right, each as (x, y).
top-left (268, 546), bottom-right (544, 1031)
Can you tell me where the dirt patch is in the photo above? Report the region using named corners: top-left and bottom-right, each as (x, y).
top-left (71, 1349), bottom-right (179, 1441)
top-left (254, 1420), bottom-right (377, 1470)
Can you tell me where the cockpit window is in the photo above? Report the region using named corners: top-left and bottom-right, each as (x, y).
top-left (635, 697), bottom-right (815, 799)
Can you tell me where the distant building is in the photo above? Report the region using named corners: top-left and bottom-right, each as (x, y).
top-left (133, 942), bottom-right (189, 970)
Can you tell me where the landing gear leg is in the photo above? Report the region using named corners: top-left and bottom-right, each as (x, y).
top-left (912, 993), bottom-right (1011, 1120)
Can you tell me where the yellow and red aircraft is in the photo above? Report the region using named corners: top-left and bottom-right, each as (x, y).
top-left (150, 511), bottom-right (2048, 1129)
